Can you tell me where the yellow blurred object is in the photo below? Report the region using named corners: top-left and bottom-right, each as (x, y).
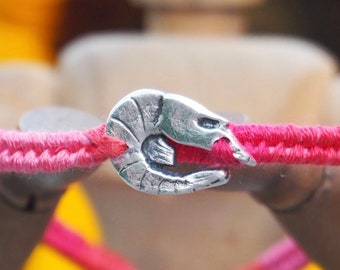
top-left (23, 183), bottom-right (103, 270)
top-left (0, 0), bottom-right (101, 239)
top-left (0, 22), bottom-right (53, 62)
top-left (0, 0), bottom-right (65, 62)
top-left (0, 1), bottom-right (104, 268)
top-left (303, 263), bottom-right (323, 270)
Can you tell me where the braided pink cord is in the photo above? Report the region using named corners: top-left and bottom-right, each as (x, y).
top-left (175, 123), bottom-right (340, 166)
top-left (0, 121), bottom-right (336, 269)
top-left (0, 124), bottom-right (127, 173)
top-left (43, 218), bottom-right (136, 270)
top-left (233, 124), bottom-right (340, 165)
top-left (173, 124), bottom-right (336, 269)
top-left (1, 122), bottom-right (340, 174)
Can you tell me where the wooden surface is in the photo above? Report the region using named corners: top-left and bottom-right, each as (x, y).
top-left (0, 63), bottom-right (57, 128)
top-left (143, 10), bottom-right (246, 34)
top-left (323, 76), bottom-right (340, 125)
top-left (130, 0), bottom-right (265, 34)
top-left (0, 63), bottom-right (59, 269)
top-left (0, 34), bottom-right (337, 268)
top-left (85, 181), bottom-right (283, 269)
top-left (58, 34), bottom-right (336, 124)
top-left (0, 2), bottom-right (337, 267)
top-left (130, 0), bottom-right (264, 9)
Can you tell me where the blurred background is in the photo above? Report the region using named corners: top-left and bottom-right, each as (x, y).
top-left (54, 0), bottom-right (340, 59)
top-left (1, 0), bottom-right (339, 61)
top-left (2, 0), bottom-right (337, 61)
top-left (0, 0), bottom-right (339, 269)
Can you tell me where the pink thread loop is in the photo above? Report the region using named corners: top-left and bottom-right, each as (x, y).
top-left (0, 124), bottom-right (127, 174)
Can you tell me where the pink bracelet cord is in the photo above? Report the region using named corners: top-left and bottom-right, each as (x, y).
top-left (235, 237), bottom-right (309, 270)
top-left (1, 122), bottom-right (336, 269)
top-left (1, 122), bottom-right (340, 174)
top-left (43, 218), bottom-right (136, 270)
top-left (0, 124), bottom-right (127, 173)
top-left (43, 219), bottom-right (309, 270)
top-left (175, 123), bottom-right (340, 167)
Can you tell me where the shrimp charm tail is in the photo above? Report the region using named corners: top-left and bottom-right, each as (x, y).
top-left (106, 89), bottom-right (255, 195)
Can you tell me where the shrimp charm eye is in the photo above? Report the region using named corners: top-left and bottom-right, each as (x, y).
top-left (106, 89), bottom-right (255, 195)
top-left (197, 117), bottom-right (220, 129)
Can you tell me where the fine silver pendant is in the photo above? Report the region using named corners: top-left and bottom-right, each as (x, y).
top-left (106, 89), bottom-right (256, 195)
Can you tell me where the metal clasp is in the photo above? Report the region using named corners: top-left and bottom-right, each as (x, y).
top-left (106, 89), bottom-right (256, 195)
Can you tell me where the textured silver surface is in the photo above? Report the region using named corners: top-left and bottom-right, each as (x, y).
top-left (107, 89), bottom-right (256, 195)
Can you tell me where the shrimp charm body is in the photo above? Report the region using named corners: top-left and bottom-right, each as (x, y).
top-left (106, 89), bottom-right (255, 195)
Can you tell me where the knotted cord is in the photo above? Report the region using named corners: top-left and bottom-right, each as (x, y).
top-left (176, 123), bottom-right (340, 167)
top-left (0, 123), bottom-right (126, 173)
top-left (2, 123), bottom-right (340, 173)
top-left (1, 121), bottom-right (335, 269)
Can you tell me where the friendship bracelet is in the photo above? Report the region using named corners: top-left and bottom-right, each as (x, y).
top-left (2, 120), bottom-right (339, 173)
top-left (0, 123), bottom-right (126, 173)
top-left (1, 89), bottom-right (339, 195)
top-left (1, 89), bottom-right (332, 269)
top-left (178, 123), bottom-right (340, 165)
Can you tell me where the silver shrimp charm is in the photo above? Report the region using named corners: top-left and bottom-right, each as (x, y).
top-left (106, 89), bottom-right (256, 195)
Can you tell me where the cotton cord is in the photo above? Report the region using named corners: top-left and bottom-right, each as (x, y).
top-left (44, 220), bottom-right (309, 270)
top-left (1, 122), bottom-right (337, 269)
top-left (43, 218), bottom-right (136, 270)
top-left (0, 124), bottom-right (127, 173)
top-left (175, 123), bottom-right (340, 167)
top-left (1, 123), bottom-right (340, 174)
